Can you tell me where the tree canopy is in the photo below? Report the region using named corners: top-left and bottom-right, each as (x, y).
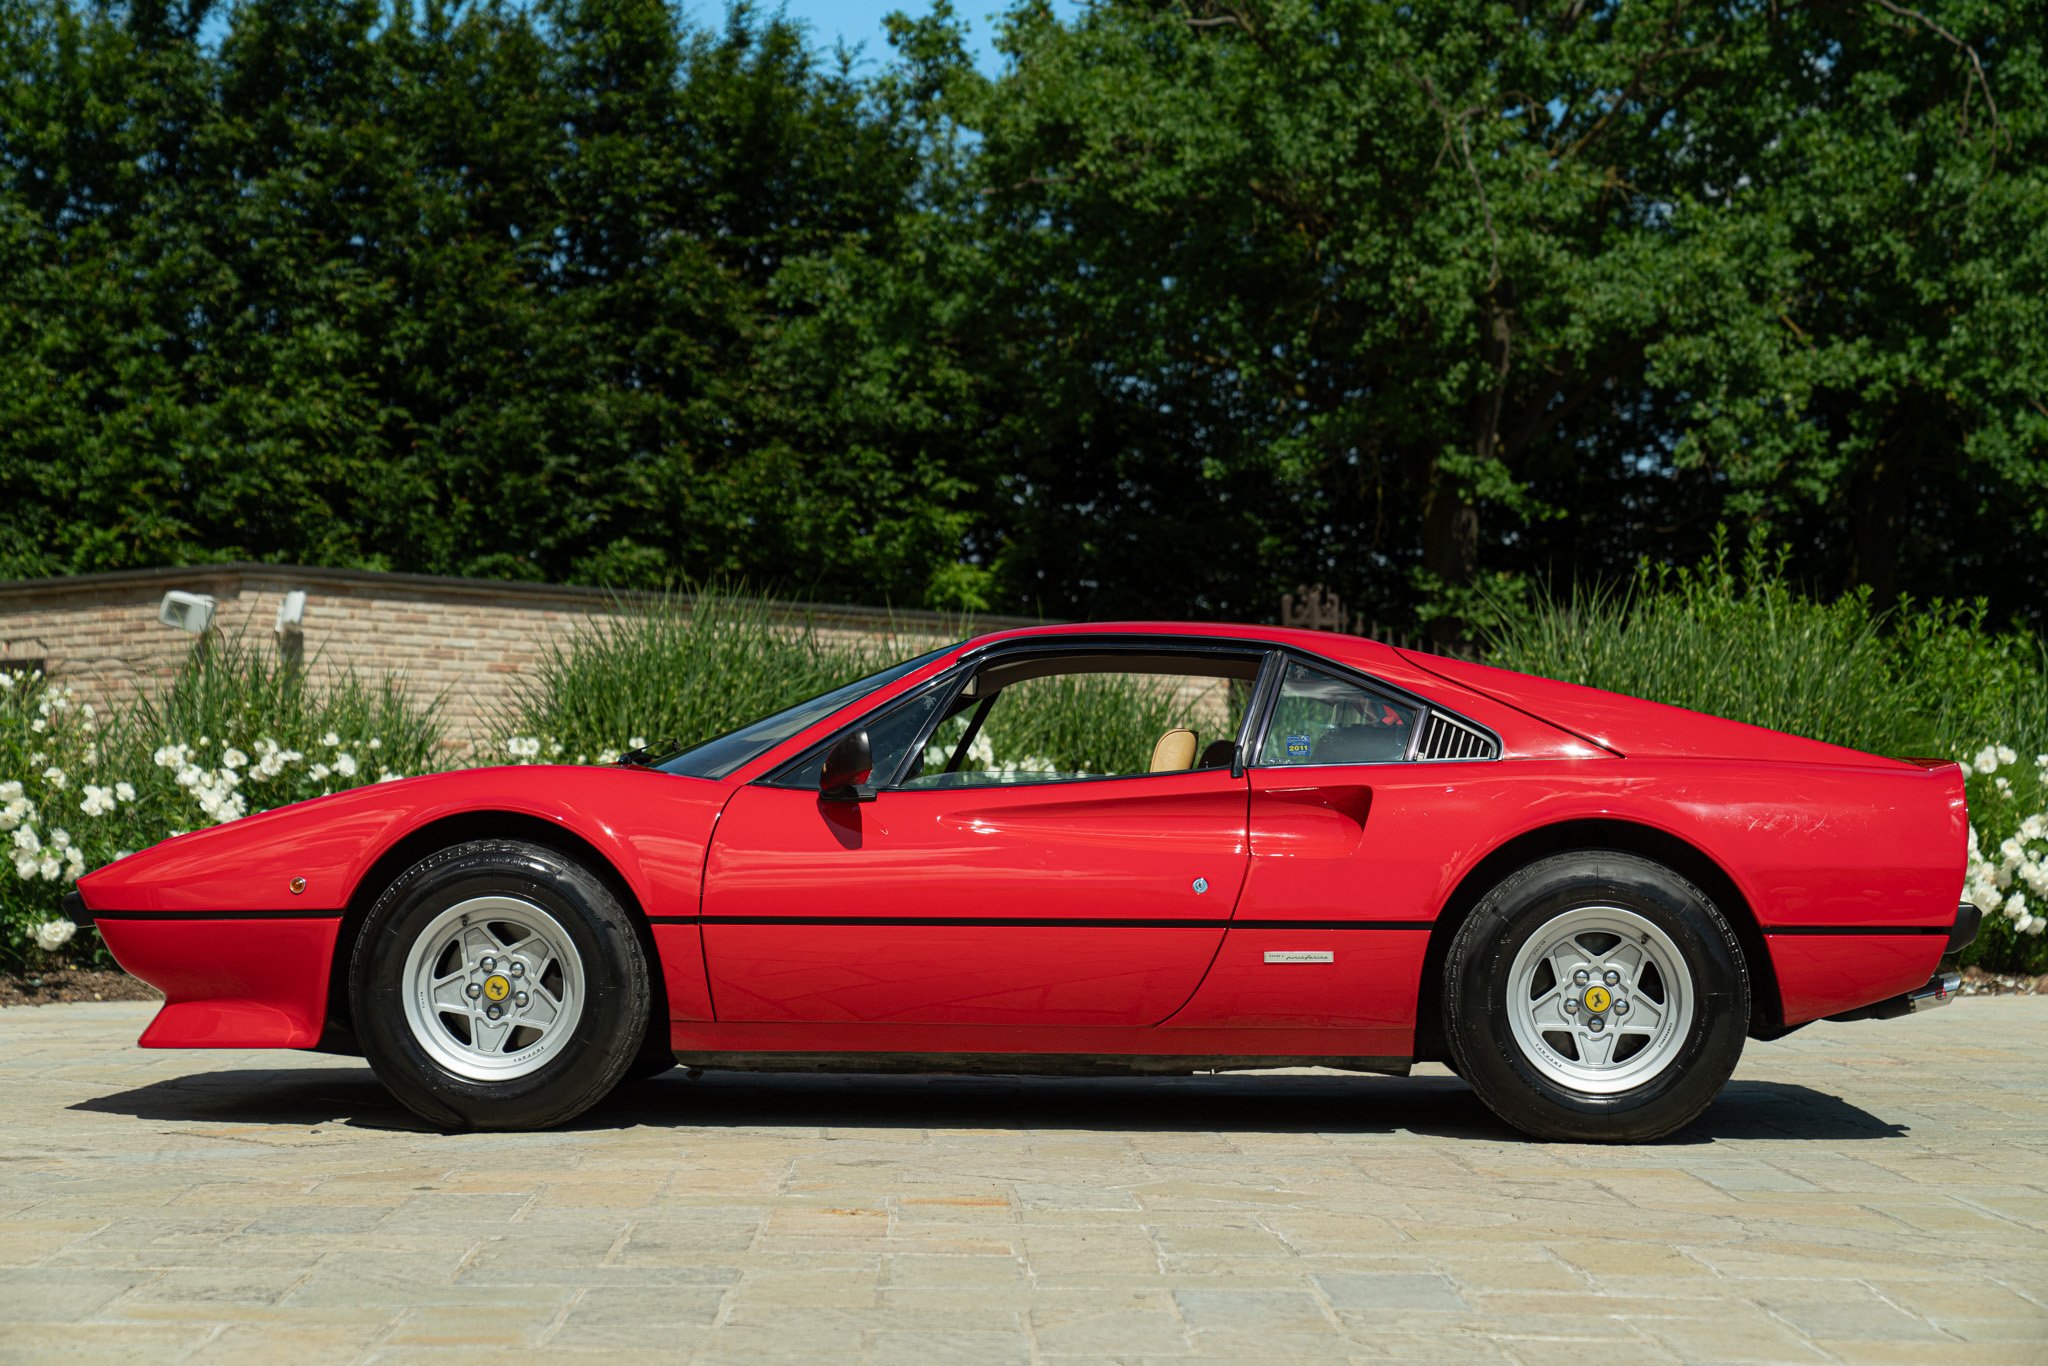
top-left (2, 0), bottom-right (2044, 634)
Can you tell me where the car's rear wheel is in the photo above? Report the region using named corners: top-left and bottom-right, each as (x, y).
top-left (1443, 850), bottom-right (1749, 1143)
top-left (350, 839), bottom-right (651, 1131)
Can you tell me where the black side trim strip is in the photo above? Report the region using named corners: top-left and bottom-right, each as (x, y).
top-left (1768, 924), bottom-right (1950, 936)
top-left (84, 909), bottom-right (343, 921)
top-left (673, 1052), bottom-right (1413, 1077)
top-left (660, 915), bottom-right (1431, 931)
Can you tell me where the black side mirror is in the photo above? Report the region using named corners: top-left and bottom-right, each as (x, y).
top-left (819, 730), bottom-right (875, 802)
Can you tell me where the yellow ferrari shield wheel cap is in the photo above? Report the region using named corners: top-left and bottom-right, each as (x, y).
top-left (1583, 984), bottom-right (1612, 1013)
top-left (483, 974), bottom-right (511, 1003)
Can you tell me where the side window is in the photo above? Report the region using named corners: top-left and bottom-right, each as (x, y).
top-left (1256, 661), bottom-right (1419, 766)
top-left (766, 677), bottom-right (959, 790)
top-left (900, 663), bottom-right (1254, 789)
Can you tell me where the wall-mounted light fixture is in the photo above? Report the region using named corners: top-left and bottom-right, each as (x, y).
top-left (275, 590), bottom-right (307, 635)
top-left (158, 591), bottom-right (216, 635)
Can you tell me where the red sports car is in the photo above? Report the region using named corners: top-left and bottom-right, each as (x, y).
top-left (69, 623), bottom-right (1976, 1141)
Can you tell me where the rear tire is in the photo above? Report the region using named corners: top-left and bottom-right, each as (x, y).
top-left (1443, 850), bottom-right (1749, 1143)
top-left (349, 839), bottom-right (651, 1131)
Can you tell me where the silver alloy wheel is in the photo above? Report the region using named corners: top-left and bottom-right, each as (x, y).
top-left (1504, 904), bottom-right (1695, 1096)
top-left (400, 895), bottom-right (585, 1082)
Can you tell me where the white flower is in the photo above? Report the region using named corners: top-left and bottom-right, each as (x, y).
top-left (79, 785), bottom-right (115, 817)
top-left (221, 748), bottom-right (248, 770)
top-left (2005, 891), bottom-right (2029, 921)
top-left (333, 753), bottom-right (358, 778)
top-left (32, 919), bottom-right (74, 951)
top-left (41, 766), bottom-right (66, 789)
top-left (1973, 746), bottom-right (2001, 774)
top-left (377, 771), bottom-right (405, 783)
top-left (49, 828), bottom-right (71, 850)
top-left (2022, 815), bottom-right (2046, 842)
top-left (36, 855), bottom-right (59, 880)
top-left (1996, 776), bottom-right (2014, 797)
top-left (0, 781), bottom-right (18, 802)
top-left (629, 736), bottom-right (647, 749)
top-left (12, 826), bottom-right (40, 855)
top-left (308, 764), bottom-right (331, 783)
top-left (321, 731), bottom-right (340, 748)
top-left (28, 717), bottom-right (45, 733)
top-left (597, 749), bottom-right (620, 766)
top-left (1997, 746), bottom-right (2018, 766)
top-left (114, 782), bottom-right (134, 802)
top-left (367, 738), bottom-right (382, 750)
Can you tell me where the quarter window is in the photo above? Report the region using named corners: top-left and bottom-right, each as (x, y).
top-left (1257, 660), bottom-right (1419, 766)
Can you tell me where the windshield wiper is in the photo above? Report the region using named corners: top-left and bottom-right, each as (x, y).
top-left (615, 739), bottom-right (685, 768)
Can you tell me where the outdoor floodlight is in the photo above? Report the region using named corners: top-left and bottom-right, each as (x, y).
top-left (158, 590), bottom-right (216, 635)
top-left (275, 589), bottom-right (307, 634)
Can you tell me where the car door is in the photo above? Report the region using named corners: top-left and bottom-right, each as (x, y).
top-left (698, 653), bottom-right (1255, 1026)
top-left (1161, 655), bottom-right (1488, 1034)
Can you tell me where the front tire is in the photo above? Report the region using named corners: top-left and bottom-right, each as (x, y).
top-left (1443, 850), bottom-right (1749, 1143)
top-left (349, 839), bottom-right (652, 1131)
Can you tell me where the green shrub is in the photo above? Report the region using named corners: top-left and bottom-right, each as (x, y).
top-left (494, 587), bottom-right (932, 764)
top-left (967, 672), bottom-right (1191, 777)
top-left (0, 636), bottom-right (444, 969)
top-left (1487, 533), bottom-right (2048, 974)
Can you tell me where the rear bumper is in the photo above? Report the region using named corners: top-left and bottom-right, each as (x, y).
top-left (88, 909), bottom-right (342, 1049)
top-left (1824, 902), bottom-right (1979, 1024)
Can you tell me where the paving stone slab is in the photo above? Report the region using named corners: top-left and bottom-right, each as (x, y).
top-left (0, 997), bottom-right (2045, 1360)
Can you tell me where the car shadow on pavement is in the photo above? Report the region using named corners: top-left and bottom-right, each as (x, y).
top-left (69, 1065), bottom-right (1907, 1143)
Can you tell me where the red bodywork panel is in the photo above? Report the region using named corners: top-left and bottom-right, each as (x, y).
top-left (77, 621), bottom-right (1967, 1057)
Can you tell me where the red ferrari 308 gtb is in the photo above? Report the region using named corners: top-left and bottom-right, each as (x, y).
top-left (70, 623), bottom-right (1976, 1141)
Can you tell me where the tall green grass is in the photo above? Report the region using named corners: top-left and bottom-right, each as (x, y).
top-left (1488, 533), bottom-right (2048, 973)
top-left (493, 588), bottom-right (923, 762)
top-left (494, 587), bottom-right (1201, 777)
top-left (971, 673), bottom-right (1191, 776)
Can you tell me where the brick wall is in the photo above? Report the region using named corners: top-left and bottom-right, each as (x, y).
top-left (0, 565), bottom-right (1022, 755)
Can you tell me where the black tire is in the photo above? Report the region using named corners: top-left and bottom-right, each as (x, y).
top-left (349, 839), bottom-right (652, 1131)
top-left (1442, 850), bottom-right (1749, 1143)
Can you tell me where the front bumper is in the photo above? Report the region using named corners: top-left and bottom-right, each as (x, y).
top-left (74, 897), bottom-right (342, 1049)
top-left (1826, 902), bottom-right (1979, 1023)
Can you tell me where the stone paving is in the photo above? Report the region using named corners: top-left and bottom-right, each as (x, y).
top-left (2, 1000), bottom-right (2046, 1363)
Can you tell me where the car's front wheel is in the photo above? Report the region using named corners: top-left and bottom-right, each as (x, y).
top-left (1443, 850), bottom-right (1750, 1142)
top-left (349, 839), bottom-right (651, 1131)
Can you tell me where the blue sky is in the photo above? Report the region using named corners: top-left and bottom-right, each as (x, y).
top-left (701, 0), bottom-right (1072, 76)
top-left (193, 3), bottom-right (1080, 76)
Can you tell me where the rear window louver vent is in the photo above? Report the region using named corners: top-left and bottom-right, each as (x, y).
top-left (1416, 711), bottom-right (1499, 762)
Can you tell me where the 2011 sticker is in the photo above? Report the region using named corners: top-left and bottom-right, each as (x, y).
top-left (1284, 734), bottom-right (1313, 760)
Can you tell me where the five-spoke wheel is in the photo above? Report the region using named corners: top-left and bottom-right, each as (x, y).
top-left (350, 840), bottom-right (653, 1131)
top-left (1505, 905), bottom-right (1694, 1094)
top-left (401, 896), bottom-right (585, 1081)
top-left (1444, 850), bottom-right (1750, 1143)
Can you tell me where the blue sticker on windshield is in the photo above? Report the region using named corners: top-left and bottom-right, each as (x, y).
top-left (1284, 734), bottom-right (1312, 760)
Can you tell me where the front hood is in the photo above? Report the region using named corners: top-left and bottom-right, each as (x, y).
top-left (1397, 650), bottom-right (1911, 769)
top-left (79, 764), bottom-right (731, 913)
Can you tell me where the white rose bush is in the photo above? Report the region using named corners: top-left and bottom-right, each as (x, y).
top-left (1961, 747), bottom-right (2048, 956)
top-left (0, 637), bottom-right (443, 968)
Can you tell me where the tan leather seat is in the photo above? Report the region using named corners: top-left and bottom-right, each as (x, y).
top-left (1149, 728), bottom-right (1198, 772)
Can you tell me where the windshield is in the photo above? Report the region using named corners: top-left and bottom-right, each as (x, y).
top-left (655, 644), bottom-right (959, 781)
